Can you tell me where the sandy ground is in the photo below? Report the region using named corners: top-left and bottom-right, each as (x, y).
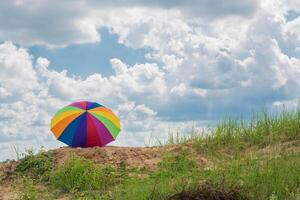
top-left (0, 161), bottom-right (16, 200)
top-left (0, 145), bottom-right (166, 199)
top-left (0, 144), bottom-right (208, 199)
top-left (0, 182), bottom-right (16, 200)
top-left (50, 145), bottom-right (165, 170)
top-left (49, 143), bottom-right (208, 169)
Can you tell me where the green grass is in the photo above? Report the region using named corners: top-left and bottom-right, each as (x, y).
top-left (6, 105), bottom-right (300, 199)
top-left (184, 106), bottom-right (300, 156)
top-left (204, 153), bottom-right (300, 199)
top-left (17, 178), bottom-right (41, 200)
top-left (50, 154), bottom-right (127, 195)
top-left (14, 177), bottom-right (54, 200)
top-left (15, 149), bottom-right (54, 181)
top-left (108, 151), bottom-right (300, 200)
top-left (108, 151), bottom-right (202, 200)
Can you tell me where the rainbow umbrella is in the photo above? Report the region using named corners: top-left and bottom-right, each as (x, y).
top-left (50, 101), bottom-right (121, 147)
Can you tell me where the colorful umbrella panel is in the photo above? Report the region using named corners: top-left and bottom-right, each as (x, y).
top-left (50, 101), bottom-right (121, 147)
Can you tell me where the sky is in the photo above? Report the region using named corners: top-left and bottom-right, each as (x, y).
top-left (0, 0), bottom-right (300, 161)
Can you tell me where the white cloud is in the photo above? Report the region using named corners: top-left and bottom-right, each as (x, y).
top-left (0, 1), bottom-right (100, 47)
top-left (171, 83), bottom-right (187, 96)
top-left (286, 17), bottom-right (300, 41)
top-left (110, 58), bottom-right (128, 75)
top-left (272, 98), bottom-right (299, 109)
top-left (0, 41), bottom-right (38, 101)
top-left (284, 0), bottom-right (300, 11)
top-left (0, 0), bottom-right (259, 47)
top-left (135, 104), bottom-right (157, 117)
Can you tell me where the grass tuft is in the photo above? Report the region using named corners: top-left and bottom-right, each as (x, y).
top-left (192, 106), bottom-right (300, 155)
top-left (50, 154), bottom-right (126, 193)
top-left (15, 149), bottom-right (54, 181)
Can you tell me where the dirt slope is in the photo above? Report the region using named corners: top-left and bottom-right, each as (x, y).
top-left (50, 146), bottom-right (165, 169)
top-left (0, 144), bottom-right (208, 199)
top-left (49, 143), bottom-right (207, 169)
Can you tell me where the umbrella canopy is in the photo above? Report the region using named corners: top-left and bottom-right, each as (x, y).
top-left (50, 101), bottom-right (121, 147)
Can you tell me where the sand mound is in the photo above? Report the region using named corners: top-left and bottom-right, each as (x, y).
top-left (49, 146), bottom-right (164, 170)
top-left (0, 144), bottom-right (208, 199)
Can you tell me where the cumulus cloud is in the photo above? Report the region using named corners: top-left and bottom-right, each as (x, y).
top-left (0, 0), bottom-right (100, 47)
top-left (0, 0), bottom-right (259, 47)
top-left (0, 41), bottom-right (38, 101)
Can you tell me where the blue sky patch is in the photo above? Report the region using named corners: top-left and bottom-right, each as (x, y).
top-left (29, 28), bottom-right (150, 78)
top-left (286, 10), bottom-right (300, 22)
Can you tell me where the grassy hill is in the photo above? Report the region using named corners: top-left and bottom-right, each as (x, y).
top-left (1, 106), bottom-right (300, 200)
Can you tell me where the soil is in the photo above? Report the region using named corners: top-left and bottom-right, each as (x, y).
top-left (50, 145), bottom-right (165, 170)
top-left (47, 143), bottom-right (208, 170)
top-left (0, 144), bottom-right (208, 199)
top-left (0, 184), bottom-right (16, 200)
